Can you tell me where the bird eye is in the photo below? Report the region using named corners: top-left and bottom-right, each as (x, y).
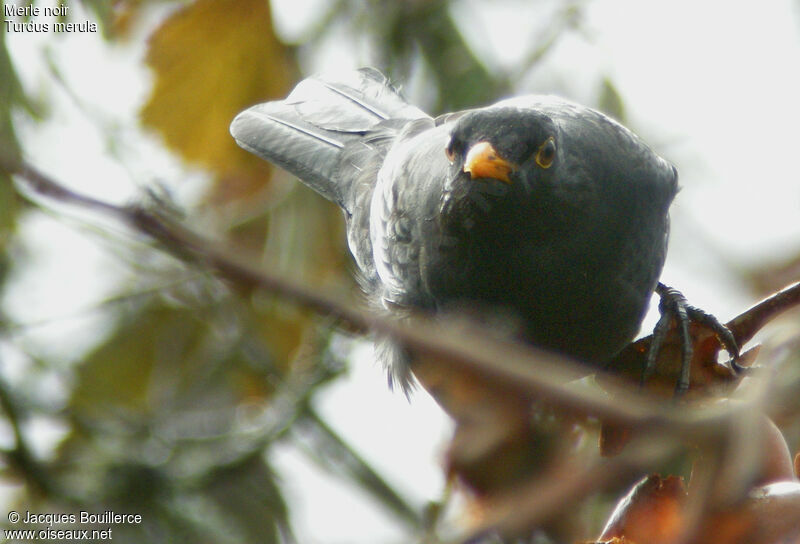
top-left (445, 143), bottom-right (456, 163)
top-left (535, 137), bottom-right (556, 169)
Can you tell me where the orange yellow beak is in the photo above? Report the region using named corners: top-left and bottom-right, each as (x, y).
top-left (463, 141), bottom-right (516, 184)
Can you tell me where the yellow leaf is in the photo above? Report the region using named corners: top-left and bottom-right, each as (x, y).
top-left (141, 0), bottom-right (293, 194)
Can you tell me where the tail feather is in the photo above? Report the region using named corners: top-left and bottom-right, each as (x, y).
top-left (230, 99), bottom-right (348, 205)
top-left (230, 68), bottom-right (427, 208)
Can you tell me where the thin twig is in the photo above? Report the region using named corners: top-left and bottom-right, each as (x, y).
top-left (0, 372), bottom-right (55, 496)
top-left (4, 156), bottom-right (798, 442)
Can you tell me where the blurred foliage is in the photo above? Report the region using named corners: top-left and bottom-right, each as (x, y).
top-left (140, 0), bottom-right (294, 202)
top-left (597, 77), bottom-right (626, 124)
top-left (1, 0), bottom-right (799, 543)
top-left (42, 281), bottom-right (317, 543)
top-left (374, 0), bottom-right (507, 112)
top-left (0, 28), bottom-right (24, 256)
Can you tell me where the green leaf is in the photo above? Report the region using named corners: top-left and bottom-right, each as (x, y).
top-left (598, 77), bottom-right (627, 124)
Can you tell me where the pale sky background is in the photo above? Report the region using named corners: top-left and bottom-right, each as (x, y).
top-left (3, 0), bottom-right (800, 542)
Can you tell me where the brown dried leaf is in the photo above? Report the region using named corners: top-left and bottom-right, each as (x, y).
top-left (413, 354), bottom-right (540, 495)
top-left (599, 282), bottom-right (800, 456)
top-left (692, 482), bottom-right (800, 544)
top-left (598, 471), bottom-right (800, 543)
top-left (599, 474), bottom-right (687, 544)
top-left (755, 417), bottom-right (797, 486)
top-left (604, 281), bottom-right (800, 399)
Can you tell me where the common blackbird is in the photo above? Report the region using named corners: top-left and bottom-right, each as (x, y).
top-left (230, 68), bottom-right (734, 392)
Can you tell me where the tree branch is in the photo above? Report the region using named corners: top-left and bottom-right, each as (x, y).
top-left (5, 155), bottom-right (800, 444)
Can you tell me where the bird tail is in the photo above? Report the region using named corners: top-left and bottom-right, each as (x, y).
top-left (230, 68), bottom-right (427, 209)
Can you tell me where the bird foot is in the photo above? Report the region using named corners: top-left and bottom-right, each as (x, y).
top-left (641, 283), bottom-right (742, 396)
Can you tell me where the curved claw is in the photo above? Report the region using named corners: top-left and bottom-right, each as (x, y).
top-left (642, 283), bottom-right (741, 397)
top-left (684, 304), bottom-right (741, 360)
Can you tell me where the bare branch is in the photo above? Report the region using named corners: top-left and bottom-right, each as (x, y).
top-left (6, 156), bottom-right (797, 436)
top-left (5, 153), bottom-right (800, 542)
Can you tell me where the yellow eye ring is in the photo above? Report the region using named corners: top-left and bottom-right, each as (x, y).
top-left (535, 137), bottom-right (556, 169)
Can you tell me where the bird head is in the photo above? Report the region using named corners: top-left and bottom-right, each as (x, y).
top-left (445, 107), bottom-right (560, 189)
top-left (442, 98), bottom-right (677, 228)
